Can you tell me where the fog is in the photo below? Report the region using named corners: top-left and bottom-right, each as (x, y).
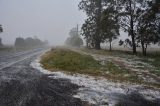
top-left (0, 0), bottom-right (86, 45)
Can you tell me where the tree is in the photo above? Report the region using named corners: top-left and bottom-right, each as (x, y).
top-left (0, 25), bottom-right (3, 47)
top-left (72, 36), bottom-right (83, 47)
top-left (79, 0), bottom-right (103, 49)
top-left (101, 6), bottom-right (120, 51)
top-left (79, 0), bottom-right (119, 50)
top-left (65, 27), bottom-right (83, 48)
top-left (152, 0), bottom-right (160, 13)
top-left (152, 0), bottom-right (160, 45)
top-left (105, 31), bottom-right (119, 51)
top-left (81, 18), bottom-right (96, 48)
top-left (0, 38), bottom-right (3, 46)
top-left (117, 0), bottom-right (150, 54)
top-left (15, 37), bottom-right (26, 47)
top-left (0, 25), bottom-right (3, 33)
top-left (69, 27), bottom-right (78, 37)
top-left (25, 37), bottom-right (35, 47)
top-left (15, 37), bottom-right (47, 48)
top-left (136, 1), bottom-right (160, 56)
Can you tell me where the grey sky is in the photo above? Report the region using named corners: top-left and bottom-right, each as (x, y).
top-left (0, 0), bottom-right (86, 45)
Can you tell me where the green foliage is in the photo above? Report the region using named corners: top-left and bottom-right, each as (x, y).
top-left (136, 3), bottom-right (160, 56)
top-left (117, 0), bottom-right (160, 55)
top-left (79, 0), bottom-right (160, 54)
top-left (79, 0), bottom-right (120, 50)
top-left (117, 0), bottom-right (149, 54)
top-left (81, 18), bottom-right (96, 48)
top-left (101, 6), bottom-right (120, 50)
top-left (79, 0), bottom-right (103, 49)
top-left (119, 39), bottom-right (132, 48)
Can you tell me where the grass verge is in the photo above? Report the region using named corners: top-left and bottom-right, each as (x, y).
top-left (40, 48), bottom-right (103, 76)
top-left (41, 48), bottom-right (147, 84)
top-left (40, 48), bottom-right (160, 88)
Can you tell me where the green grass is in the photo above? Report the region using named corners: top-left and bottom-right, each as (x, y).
top-left (139, 56), bottom-right (160, 76)
top-left (104, 62), bottom-right (128, 75)
top-left (41, 49), bottom-right (102, 75)
top-left (41, 48), bottom-right (143, 83)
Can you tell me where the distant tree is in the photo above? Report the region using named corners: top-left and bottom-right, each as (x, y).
top-left (15, 37), bottom-right (26, 47)
top-left (65, 27), bottom-right (83, 48)
top-left (69, 27), bottom-right (78, 37)
top-left (43, 40), bottom-right (49, 45)
top-left (72, 36), bottom-right (83, 47)
top-left (0, 25), bottom-right (3, 47)
top-left (15, 37), bottom-right (47, 48)
top-left (0, 38), bottom-right (3, 47)
top-left (25, 37), bottom-right (35, 47)
top-left (0, 25), bottom-right (3, 33)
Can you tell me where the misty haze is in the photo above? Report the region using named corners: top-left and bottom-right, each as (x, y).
top-left (0, 0), bottom-right (160, 106)
top-left (0, 0), bottom-right (85, 45)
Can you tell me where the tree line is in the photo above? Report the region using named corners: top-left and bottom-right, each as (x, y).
top-left (79, 0), bottom-right (160, 56)
top-left (15, 37), bottom-right (48, 48)
top-left (0, 25), bottom-right (3, 46)
top-left (0, 25), bottom-right (48, 48)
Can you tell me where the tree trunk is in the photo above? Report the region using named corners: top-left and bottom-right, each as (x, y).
top-left (141, 41), bottom-right (147, 56)
top-left (109, 40), bottom-right (112, 51)
top-left (86, 39), bottom-right (89, 48)
top-left (94, 0), bottom-right (102, 50)
top-left (95, 40), bottom-right (101, 50)
top-left (129, 0), bottom-right (137, 55)
top-left (131, 35), bottom-right (137, 54)
top-left (142, 47), bottom-right (147, 56)
top-left (141, 42), bottom-right (146, 56)
top-left (144, 44), bottom-right (147, 56)
top-left (143, 49), bottom-right (147, 56)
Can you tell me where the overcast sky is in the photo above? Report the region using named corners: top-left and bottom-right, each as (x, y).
top-left (0, 0), bottom-right (86, 45)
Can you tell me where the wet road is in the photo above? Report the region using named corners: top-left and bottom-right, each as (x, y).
top-left (0, 48), bottom-right (85, 106)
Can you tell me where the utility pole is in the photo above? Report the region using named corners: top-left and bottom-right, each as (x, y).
top-left (76, 24), bottom-right (79, 36)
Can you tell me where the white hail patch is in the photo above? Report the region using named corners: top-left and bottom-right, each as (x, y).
top-left (31, 57), bottom-right (160, 106)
